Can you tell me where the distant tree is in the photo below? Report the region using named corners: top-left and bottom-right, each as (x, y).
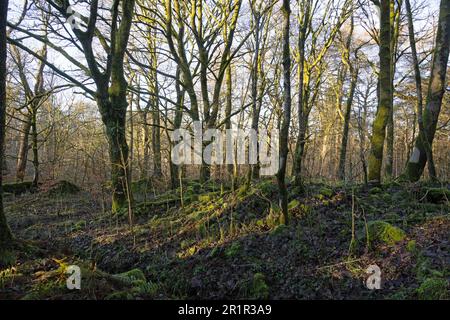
top-left (8, 0), bottom-right (136, 212)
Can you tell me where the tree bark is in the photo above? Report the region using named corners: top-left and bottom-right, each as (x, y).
top-left (277, 0), bottom-right (292, 225)
top-left (16, 115), bottom-right (31, 182)
top-left (0, 0), bottom-right (13, 249)
top-left (338, 61), bottom-right (358, 179)
top-left (385, 0), bottom-right (402, 178)
top-left (292, 0), bottom-right (310, 187)
top-left (101, 99), bottom-right (130, 213)
top-left (368, 0), bottom-right (392, 184)
top-left (31, 108), bottom-right (39, 187)
top-left (405, 0), bottom-right (450, 181)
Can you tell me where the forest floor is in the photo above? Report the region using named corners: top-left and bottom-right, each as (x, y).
top-left (0, 178), bottom-right (449, 300)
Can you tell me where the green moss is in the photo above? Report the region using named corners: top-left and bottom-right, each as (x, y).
top-left (369, 187), bottom-right (383, 195)
top-left (258, 180), bottom-right (277, 196)
top-left (417, 278), bottom-right (449, 300)
top-left (367, 221), bottom-right (406, 245)
top-left (114, 268), bottom-right (146, 284)
top-left (45, 180), bottom-right (80, 196)
top-left (424, 188), bottom-right (450, 204)
top-left (406, 240), bottom-right (417, 253)
top-left (319, 187), bottom-right (333, 197)
top-left (225, 242), bottom-right (241, 258)
top-left (250, 273), bottom-right (269, 299)
top-left (105, 291), bottom-right (134, 300)
top-left (270, 224), bottom-right (287, 236)
top-left (0, 250), bottom-right (17, 268)
top-left (288, 199), bottom-right (300, 210)
top-left (72, 220), bottom-right (87, 232)
top-left (208, 246), bottom-right (220, 258)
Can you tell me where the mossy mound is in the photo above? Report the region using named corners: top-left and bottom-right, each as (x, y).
top-left (114, 268), bottom-right (146, 284)
top-left (423, 187), bottom-right (450, 204)
top-left (417, 277), bottom-right (449, 300)
top-left (369, 187), bottom-right (383, 195)
top-left (249, 273), bottom-right (269, 299)
top-left (366, 221), bottom-right (406, 246)
top-left (43, 180), bottom-right (80, 196)
top-left (319, 187), bottom-right (333, 197)
top-left (3, 181), bottom-right (35, 195)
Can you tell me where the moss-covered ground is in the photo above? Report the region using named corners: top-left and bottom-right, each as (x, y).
top-left (0, 179), bottom-right (448, 299)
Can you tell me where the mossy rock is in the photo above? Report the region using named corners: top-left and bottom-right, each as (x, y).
top-left (249, 273), bottom-right (269, 299)
top-left (0, 249), bottom-right (17, 268)
top-left (406, 240), bottom-right (417, 253)
top-left (72, 220), bottom-right (87, 232)
top-left (288, 199), bottom-right (300, 210)
top-left (270, 224), bottom-right (288, 237)
top-left (114, 268), bottom-right (146, 284)
top-left (3, 181), bottom-right (34, 195)
top-left (258, 180), bottom-right (277, 196)
top-left (318, 187), bottom-right (333, 197)
top-left (105, 291), bottom-right (134, 300)
top-left (366, 221), bottom-right (406, 246)
top-left (225, 242), bottom-right (241, 258)
top-left (198, 194), bottom-right (212, 202)
top-left (417, 277), bottom-right (449, 300)
top-left (369, 187), bottom-right (383, 195)
top-left (44, 180), bottom-right (80, 196)
top-left (423, 188), bottom-right (450, 204)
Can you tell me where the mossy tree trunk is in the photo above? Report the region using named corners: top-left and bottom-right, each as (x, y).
top-left (0, 0), bottom-right (13, 249)
top-left (292, 0), bottom-right (310, 187)
top-left (99, 93), bottom-right (130, 213)
top-left (404, 0), bottom-right (450, 181)
top-left (247, 4), bottom-right (262, 184)
top-left (385, 0), bottom-right (402, 179)
top-left (368, 0), bottom-right (392, 184)
top-left (277, 0), bottom-right (292, 225)
top-left (7, 0), bottom-right (136, 212)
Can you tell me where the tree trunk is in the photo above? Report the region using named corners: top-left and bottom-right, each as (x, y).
top-left (385, 0), bottom-right (402, 178)
top-left (277, 0), bottom-right (292, 225)
top-left (141, 112), bottom-right (150, 179)
top-left (405, 0), bottom-right (450, 181)
top-left (368, 0), bottom-right (392, 184)
top-left (338, 66), bottom-right (358, 180)
top-left (16, 114), bottom-right (31, 182)
top-left (170, 67), bottom-right (184, 189)
top-left (31, 107), bottom-right (39, 188)
top-left (225, 61), bottom-right (234, 177)
top-left (100, 98), bottom-right (130, 213)
top-left (151, 99), bottom-right (162, 178)
top-left (292, 1), bottom-right (310, 187)
top-left (247, 11), bottom-right (262, 185)
top-left (0, 0), bottom-right (13, 249)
